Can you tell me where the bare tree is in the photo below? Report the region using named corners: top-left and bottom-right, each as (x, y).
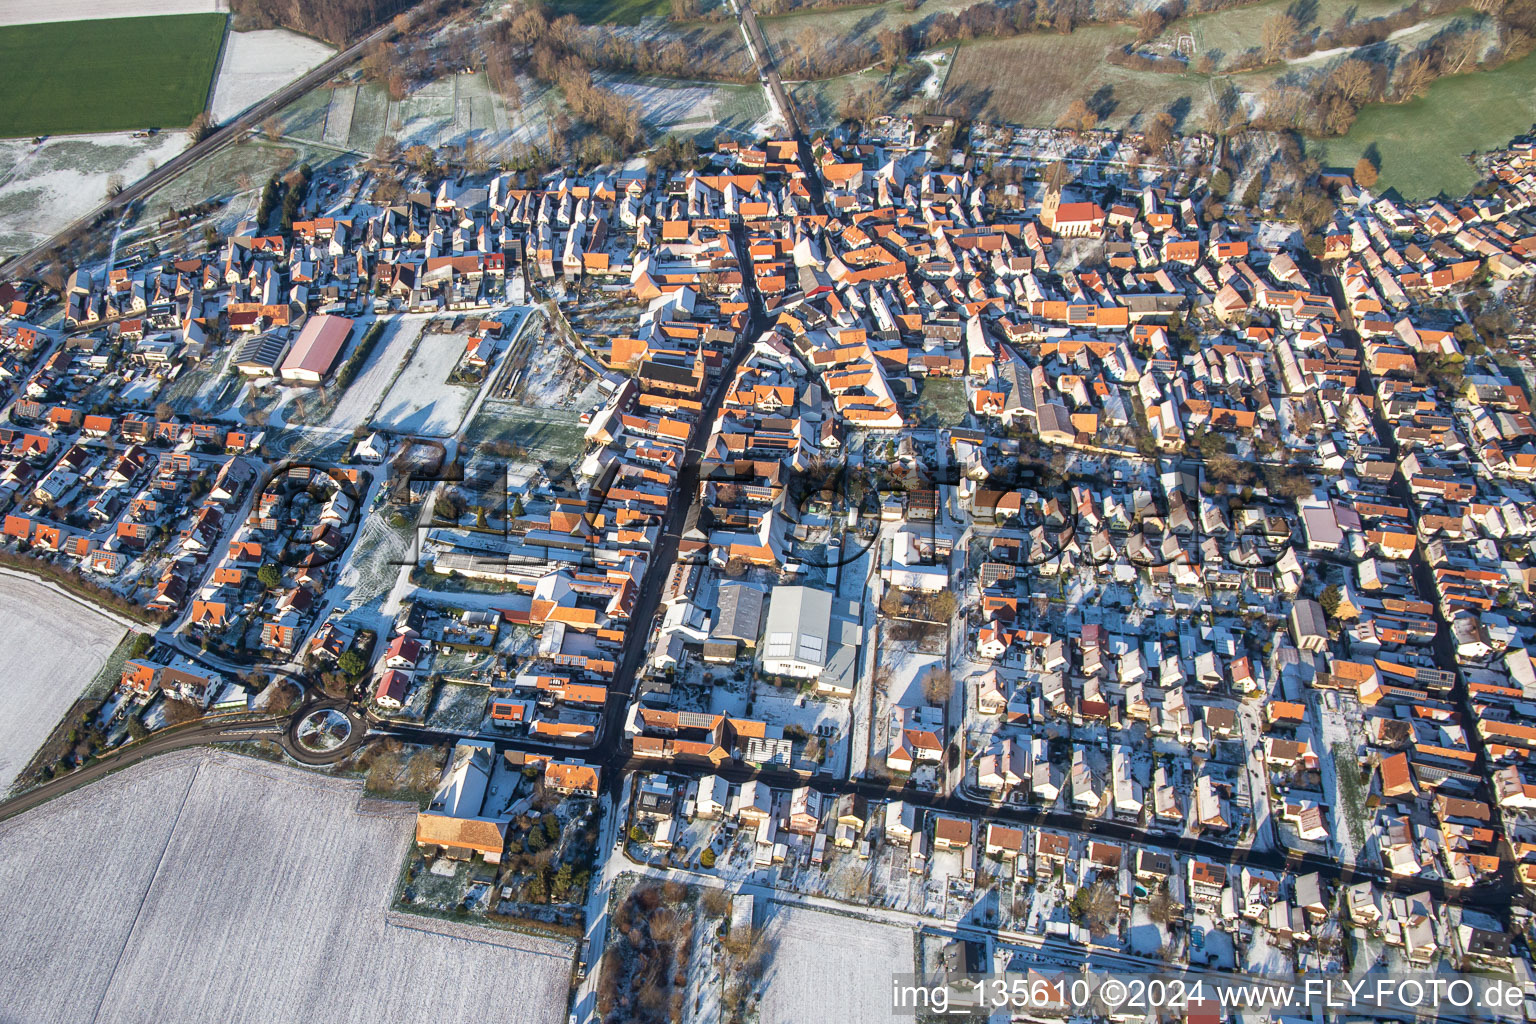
top-left (1261, 13), bottom-right (1298, 61)
top-left (922, 667), bottom-right (954, 705)
top-left (1146, 883), bottom-right (1178, 924)
top-left (1084, 879), bottom-right (1120, 937)
top-left (188, 111), bottom-right (215, 144)
top-left (1395, 51), bottom-right (1438, 101)
top-left (404, 747), bottom-right (443, 792)
top-left (372, 133), bottom-right (400, 168)
top-left (1142, 110), bottom-right (1174, 155)
top-left (1443, 30), bottom-right (1482, 73)
top-left (1328, 58), bottom-right (1378, 105)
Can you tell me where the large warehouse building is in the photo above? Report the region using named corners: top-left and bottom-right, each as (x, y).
top-left (279, 314), bottom-right (354, 384)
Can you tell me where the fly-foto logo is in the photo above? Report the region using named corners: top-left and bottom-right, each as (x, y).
top-left (255, 460), bottom-right (365, 568)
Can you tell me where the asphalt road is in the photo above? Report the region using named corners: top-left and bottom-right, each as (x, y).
top-left (0, 715), bottom-right (283, 823)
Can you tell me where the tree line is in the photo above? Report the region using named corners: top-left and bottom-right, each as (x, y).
top-left (226, 0), bottom-right (410, 45)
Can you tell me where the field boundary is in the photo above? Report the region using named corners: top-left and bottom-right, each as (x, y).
top-left (0, 563), bottom-right (149, 629)
top-left (202, 13), bottom-right (233, 117)
top-left (385, 908), bottom-right (581, 953)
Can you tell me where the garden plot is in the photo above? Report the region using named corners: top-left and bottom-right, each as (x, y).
top-left (466, 401), bottom-right (587, 466)
top-left (758, 902), bottom-right (915, 1024)
top-left (505, 316), bottom-right (595, 409)
top-left (0, 0), bottom-right (223, 23)
top-left (0, 749), bottom-right (574, 1024)
top-left (209, 29), bottom-right (335, 122)
top-left (426, 681), bottom-right (491, 732)
top-left (748, 685), bottom-right (850, 776)
top-left (374, 328), bottom-right (479, 436)
top-left (326, 315), bottom-right (426, 432)
top-left (0, 577), bottom-right (126, 794)
top-left (0, 131), bottom-right (188, 257)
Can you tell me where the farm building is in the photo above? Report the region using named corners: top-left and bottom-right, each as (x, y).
top-left (414, 740), bottom-right (509, 863)
top-left (279, 314), bottom-right (354, 384)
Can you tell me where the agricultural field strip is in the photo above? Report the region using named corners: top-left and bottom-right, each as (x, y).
top-left (210, 29), bottom-right (337, 124)
top-left (758, 899), bottom-right (916, 1024)
top-left (0, 751), bottom-right (572, 1024)
top-left (0, 577), bottom-right (127, 795)
top-left (326, 315), bottom-right (429, 432)
top-left (0, 14), bottom-right (227, 138)
top-left (374, 329), bottom-right (479, 437)
top-left (0, 0), bottom-right (224, 25)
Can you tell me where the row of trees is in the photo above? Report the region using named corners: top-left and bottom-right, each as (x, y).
top-left (227, 0), bottom-right (410, 45)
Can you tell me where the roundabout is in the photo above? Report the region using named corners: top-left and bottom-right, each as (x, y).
top-left (281, 699), bottom-right (369, 765)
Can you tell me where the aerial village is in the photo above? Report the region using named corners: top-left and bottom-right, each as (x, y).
top-left (7, 114), bottom-right (1536, 1007)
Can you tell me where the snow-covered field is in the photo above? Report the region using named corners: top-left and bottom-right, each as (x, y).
top-left (602, 77), bottom-right (721, 133)
top-left (0, 577), bottom-right (125, 794)
top-left (0, 131), bottom-right (189, 257)
top-left (325, 315), bottom-right (425, 432)
top-left (604, 76), bottom-right (768, 136)
top-left (335, 512), bottom-right (413, 614)
top-left (210, 29), bottom-right (335, 122)
top-left (0, 0), bottom-right (224, 24)
top-left (374, 330), bottom-right (478, 436)
top-left (0, 750), bottom-right (574, 1024)
top-left (759, 902), bottom-right (913, 1024)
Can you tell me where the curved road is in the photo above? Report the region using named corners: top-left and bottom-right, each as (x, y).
top-left (0, 715), bottom-right (283, 823)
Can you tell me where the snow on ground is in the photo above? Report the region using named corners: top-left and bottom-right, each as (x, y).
top-left (1127, 903), bottom-right (1168, 957)
top-left (325, 315), bottom-right (425, 432)
top-left (601, 76), bottom-right (720, 132)
top-left (0, 0), bottom-right (223, 24)
top-left (0, 750), bottom-right (573, 1024)
top-left (0, 752), bottom-right (195, 1024)
top-left (0, 131), bottom-right (189, 257)
top-left (1243, 925), bottom-right (1292, 976)
top-left (915, 50), bottom-right (952, 101)
top-left (374, 328), bottom-right (478, 436)
top-left (334, 511), bottom-right (413, 614)
top-left (0, 576), bottom-right (125, 794)
top-left (883, 647), bottom-right (943, 709)
top-left (210, 29), bottom-right (335, 123)
top-left (759, 901), bottom-right (914, 1024)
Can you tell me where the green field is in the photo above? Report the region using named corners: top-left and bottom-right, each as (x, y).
top-left (552, 0), bottom-right (670, 24)
top-left (0, 14), bottom-right (226, 137)
top-left (1310, 49), bottom-right (1536, 199)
